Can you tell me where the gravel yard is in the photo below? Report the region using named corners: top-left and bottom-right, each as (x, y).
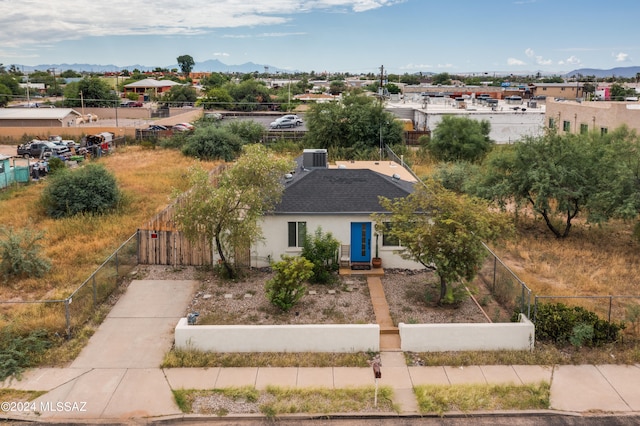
top-left (139, 265), bottom-right (492, 325)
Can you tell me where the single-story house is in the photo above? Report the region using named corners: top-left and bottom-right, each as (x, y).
top-left (123, 78), bottom-right (182, 97)
top-left (0, 108), bottom-right (81, 127)
top-left (253, 149), bottom-right (423, 270)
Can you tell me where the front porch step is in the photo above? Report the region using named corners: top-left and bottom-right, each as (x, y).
top-left (350, 262), bottom-right (371, 270)
top-left (381, 327), bottom-right (399, 335)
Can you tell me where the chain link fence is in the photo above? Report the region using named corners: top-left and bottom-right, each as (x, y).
top-left (0, 233), bottom-right (138, 338)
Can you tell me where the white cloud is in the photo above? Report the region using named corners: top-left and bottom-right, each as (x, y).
top-left (213, 52), bottom-right (230, 57)
top-left (525, 48), bottom-right (551, 65)
top-left (0, 1), bottom-right (398, 49)
top-left (565, 55), bottom-right (581, 65)
top-left (507, 58), bottom-right (526, 66)
top-left (613, 52), bottom-right (629, 62)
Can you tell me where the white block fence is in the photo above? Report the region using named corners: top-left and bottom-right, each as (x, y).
top-left (175, 318), bottom-right (380, 353)
top-left (399, 314), bottom-right (535, 352)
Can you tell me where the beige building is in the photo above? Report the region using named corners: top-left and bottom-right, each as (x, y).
top-left (530, 83), bottom-right (585, 100)
top-left (0, 108), bottom-right (81, 127)
top-left (545, 99), bottom-right (640, 135)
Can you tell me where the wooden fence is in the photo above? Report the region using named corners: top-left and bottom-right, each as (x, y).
top-left (137, 163), bottom-right (247, 267)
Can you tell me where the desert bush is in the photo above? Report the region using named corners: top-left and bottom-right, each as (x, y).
top-left (0, 328), bottom-right (50, 381)
top-left (46, 157), bottom-right (66, 175)
top-left (301, 227), bottom-right (340, 284)
top-left (533, 302), bottom-right (625, 346)
top-left (40, 163), bottom-right (122, 218)
top-left (181, 126), bottom-right (243, 161)
top-left (0, 226), bottom-right (51, 282)
top-left (265, 255), bottom-right (314, 312)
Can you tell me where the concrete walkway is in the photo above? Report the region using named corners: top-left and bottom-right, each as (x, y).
top-left (3, 276), bottom-right (640, 422)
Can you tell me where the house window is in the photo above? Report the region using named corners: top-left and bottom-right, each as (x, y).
top-left (600, 127), bottom-right (608, 135)
top-left (548, 118), bottom-right (555, 129)
top-left (287, 221), bottom-right (306, 247)
top-left (382, 223), bottom-right (400, 247)
top-left (580, 123), bottom-right (589, 134)
top-left (563, 121), bottom-right (571, 132)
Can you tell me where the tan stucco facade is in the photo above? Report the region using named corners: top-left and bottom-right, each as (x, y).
top-left (545, 99), bottom-right (640, 134)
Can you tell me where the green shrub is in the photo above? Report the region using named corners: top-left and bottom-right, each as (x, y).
top-left (431, 161), bottom-right (480, 194)
top-left (47, 157), bottom-right (66, 175)
top-left (533, 302), bottom-right (625, 346)
top-left (181, 126), bottom-right (243, 161)
top-left (0, 328), bottom-right (50, 381)
top-left (301, 227), bottom-right (340, 284)
top-left (265, 255), bottom-right (314, 312)
top-left (0, 226), bottom-right (51, 282)
top-left (40, 163), bottom-right (121, 218)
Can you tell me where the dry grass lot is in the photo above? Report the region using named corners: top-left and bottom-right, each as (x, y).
top-left (1, 145), bottom-right (639, 364)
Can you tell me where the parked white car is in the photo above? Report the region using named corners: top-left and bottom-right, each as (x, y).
top-left (269, 114), bottom-right (303, 129)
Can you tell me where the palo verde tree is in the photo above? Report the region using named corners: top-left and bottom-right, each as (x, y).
top-left (375, 179), bottom-right (512, 305)
top-left (174, 144), bottom-right (294, 279)
top-left (475, 127), bottom-right (640, 238)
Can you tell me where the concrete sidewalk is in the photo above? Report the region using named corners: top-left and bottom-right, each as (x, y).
top-left (3, 276), bottom-right (640, 422)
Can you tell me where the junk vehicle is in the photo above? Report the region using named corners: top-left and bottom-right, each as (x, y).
top-left (17, 141), bottom-right (58, 158)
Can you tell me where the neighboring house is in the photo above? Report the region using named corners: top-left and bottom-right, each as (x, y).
top-left (0, 108), bottom-right (81, 127)
top-left (529, 83), bottom-right (584, 100)
top-left (123, 78), bottom-right (182, 97)
top-left (254, 149), bottom-right (423, 270)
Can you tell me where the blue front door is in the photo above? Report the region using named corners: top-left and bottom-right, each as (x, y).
top-left (350, 222), bottom-right (371, 263)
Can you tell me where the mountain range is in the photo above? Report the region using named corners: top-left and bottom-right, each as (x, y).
top-left (12, 61), bottom-right (640, 79)
top-left (565, 66), bottom-right (640, 79)
top-left (16, 60), bottom-right (290, 74)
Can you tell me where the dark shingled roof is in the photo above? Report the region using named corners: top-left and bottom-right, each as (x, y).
top-left (274, 168), bottom-right (414, 214)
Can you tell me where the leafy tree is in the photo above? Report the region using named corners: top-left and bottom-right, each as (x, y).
top-left (181, 125), bottom-right (244, 161)
top-left (224, 120), bottom-right (265, 145)
top-left (431, 73), bottom-right (452, 85)
top-left (162, 84), bottom-right (197, 106)
top-left (197, 87), bottom-right (233, 109)
top-left (304, 93), bottom-right (403, 157)
top-left (386, 83), bottom-right (401, 94)
top-left (60, 69), bottom-right (81, 78)
top-left (0, 83), bottom-right (11, 107)
top-left (475, 128), bottom-right (640, 238)
top-left (428, 116), bottom-right (493, 163)
top-left (177, 55), bottom-right (195, 76)
top-left (0, 74), bottom-right (20, 96)
top-left (301, 227), bottom-right (340, 284)
top-left (201, 72), bottom-right (230, 89)
top-left (0, 227), bottom-right (51, 282)
top-left (224, 78), bottom-right (272, 111)
top-left (265, 255), bottom-right (314, 312)
top-left (376, 180), bottom-right (512, 305)
top-left (63, 77), bottom-right (118, 107)
top-left (174, 145), bottom-right (293, 279)
top-left (40, 164), bottom-right (122, 218)
top-left (329, 80), bottom-right (346, 95)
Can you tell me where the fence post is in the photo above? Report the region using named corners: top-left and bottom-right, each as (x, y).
top-left (65, 298), bottom-right (71, 339)
top-left (492, 256), bottom-right (497, 292)
top-left (115, 251), bottom-right (119, 277)
top-left (533, 296), bottom-right (539, 323)
top-left (92, 274), bottom-right (97, 306)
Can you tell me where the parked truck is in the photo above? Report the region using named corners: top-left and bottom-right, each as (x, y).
top-left (17, 141), bottom-right (56, 158)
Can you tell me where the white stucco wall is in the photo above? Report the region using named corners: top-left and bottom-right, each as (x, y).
top-left (254, 214), bottom-right (423, 270)
top-left (175, 318), bottom-right (380, 352)
top-left (399, 315), bottom-right (535, 352)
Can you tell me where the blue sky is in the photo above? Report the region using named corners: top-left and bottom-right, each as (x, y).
top-left (1, 0), bottom-right (638, 74)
